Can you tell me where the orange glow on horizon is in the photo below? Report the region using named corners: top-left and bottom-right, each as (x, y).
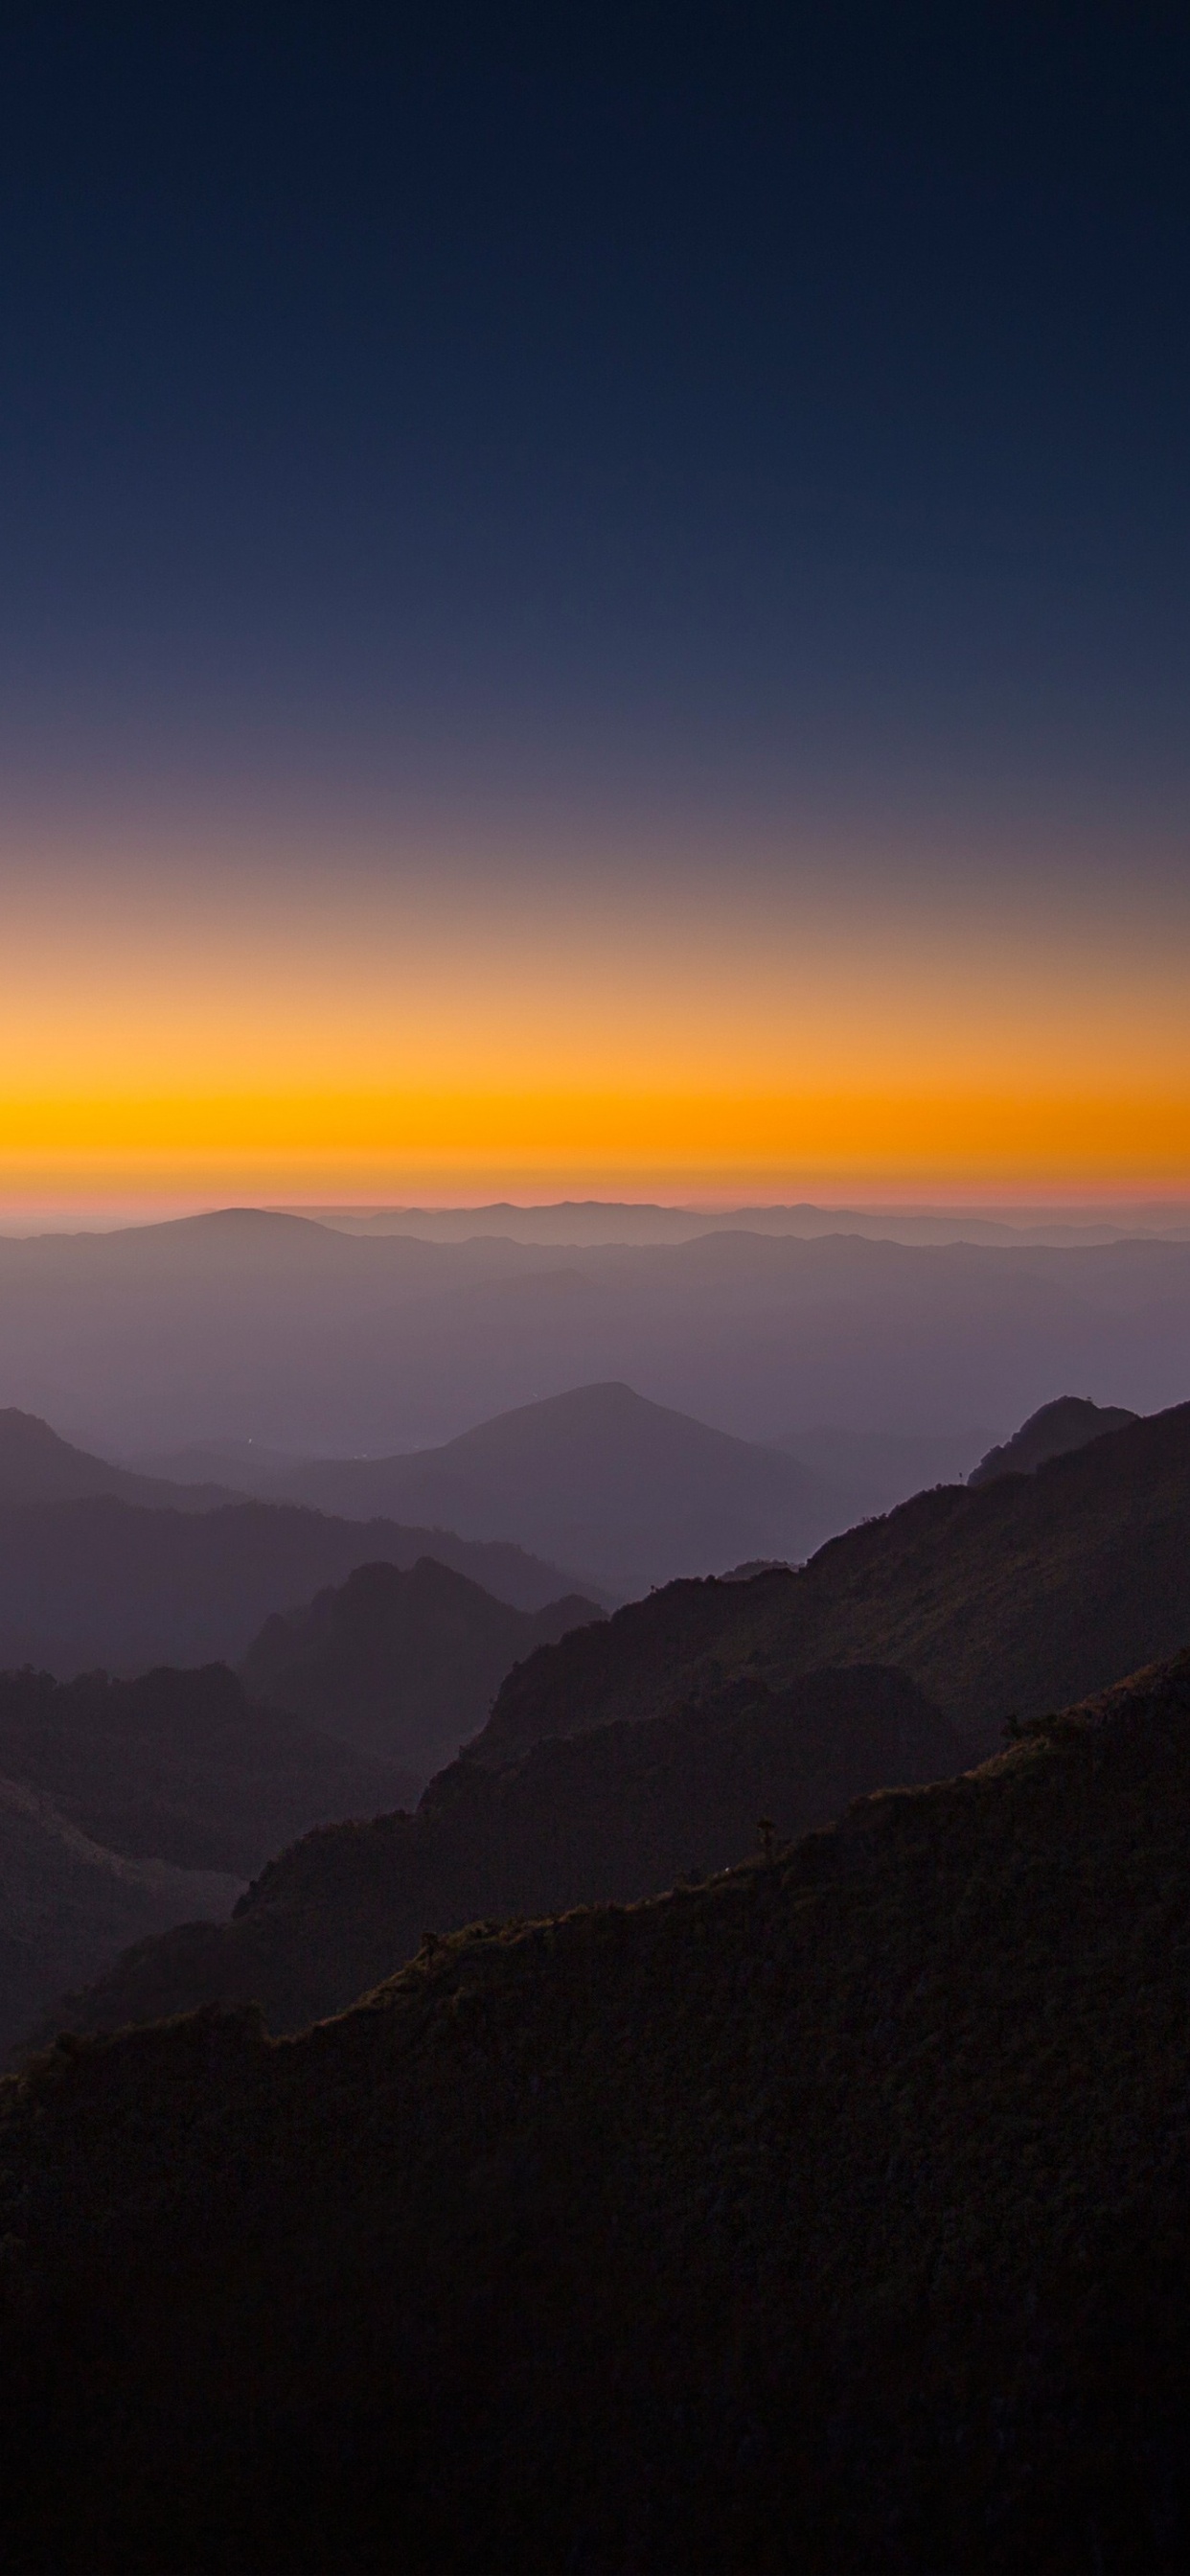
top-left (2, 1080), bottom-right (1189, 1199)
top-left (2, 823), bottom-right (1188, 1201)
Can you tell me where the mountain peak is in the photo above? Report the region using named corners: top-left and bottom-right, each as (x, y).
top-left (969, 1395), bottom-right (1139, 1486)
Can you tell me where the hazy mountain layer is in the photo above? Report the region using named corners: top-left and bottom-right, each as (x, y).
top-left (260, 1383), bottom-right (840, 1592)
top-left (285, 1195), bottom-right (1190, 1246)
top-left (474, 1399), bottom-right (1190, 1765)
top-left (240, 1556), bottom-right (603, 1774)
top-left (777, 1421), bottom-right (992, 1515)
top-left (4, 1653), bottom-right (1190, 2569)
top-left (2, 1206), bottom-right (1185, 1455)
top-left (0, 1664), bottom-right (416, 1878)
top-left (0, 1496), bottom-right (600, 1675)
top-left (43, 1666), bottom-right (954, 2042)
top-left (0, 1405), bottom-right (238, 1510)
top-left (0, 1774), bottom-right (240, 2058)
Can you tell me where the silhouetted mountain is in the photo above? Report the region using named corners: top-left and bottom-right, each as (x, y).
top-left (46, 1665), bottom-right (954, 2040)
top-left (5, 1651), bottom-right (1190, 2569)
top-left (0, 1663), bottom-right (416, 1878)
top-left (240, 1557), bottom-right (603, 1773)
top-left (5, 1205), bottom-right (1190, 1457)
top-left (0, 1773), bottom-right (240, 2058)
top-left (0, 1497), bottom-right (604, 1674)
top-left (264, 1382), bottom-right (843, 1591)
top-left (0, 1406), bottom-right (238, 1510)
top-left (472, 1397), bottom-right (1190, 1765)
top-left (968, 1392), bottom-right (1138, 1484)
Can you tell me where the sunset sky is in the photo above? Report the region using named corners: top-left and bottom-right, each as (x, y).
top-left (2, 8), bottom-right (1188, 1210)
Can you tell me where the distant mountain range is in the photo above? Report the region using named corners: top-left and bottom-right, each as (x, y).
top-left (235, 1382), bottom-right (845, 1594)
top-left (41, 1395), bottom-right (1190, 2053)
top-left (8, 1647), bottom-right (1190, 2567)
top-left (2, 1204), bottom-right (1184, 1456)
top-left (0, 1490), bottom-right (599, 1675)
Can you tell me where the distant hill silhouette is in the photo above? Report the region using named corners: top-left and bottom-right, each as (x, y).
top-left (0, 1771), bottom-right (240, 2058)
top-left (7, 1651), bottom-right (1190, 2567)
top-left (472, 1397), bottom-right (1190, 1765)
top-left (263, 1381), bottom-right (843, 1592)
top-left (38, 1666), bottom-right (956, 2042)
top-left (0, 1406), bottom-right (238, 1510)
top-left (0, 1496), bottom-right (604, 1674)
top-left (240, 1556), bottom-right (603, 1774)
top-left (968, 1392), bottom-right (1138, 1484)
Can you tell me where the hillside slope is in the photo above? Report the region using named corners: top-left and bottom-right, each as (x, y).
top-left (266, 1382), bottom-right (841, 1592)
top-left (0, 1407), bottom-right (236, 1510)
top-left (45, 1665), bottom-right (954, 2040)
top-left (0, 1663), bottom-right (416, 1876)
top-left (3, 1654), bottom-right (1190, 2569)
top-left (240, 1556), bottom-right (602, 1773)
top-left (968, 1392), bottom-right (1138, 1484)
top-left (475, 1397), bottom-right (1190, 1764)
top-left (0, 1497), bottom-right (603, 1674)
top-left (0, 1777), bottom-right (240, 2058)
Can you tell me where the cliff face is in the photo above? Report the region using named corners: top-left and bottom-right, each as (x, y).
top-left (3, 1649), bottom-right (1190, 2571)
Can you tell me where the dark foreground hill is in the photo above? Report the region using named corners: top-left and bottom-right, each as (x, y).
top-left (263, 1381), bottom-right (841, 1594)
top-left (0, 1496), bottom-right (602, 1674)
top-left (240, 1556), bottom-right (602, 1774)
top-left (474, 1397), bottom-right (1190, 1765)
top-left (968, 1392), bottom-right (1138, 1484)
top-left (47, 1665), bottom-right (953, 2040)
top-left (4, 1653), bottom-right (1190, 2571)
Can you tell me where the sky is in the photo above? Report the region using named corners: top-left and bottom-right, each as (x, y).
top-left (1, 2), bottom-right (1189, 1210)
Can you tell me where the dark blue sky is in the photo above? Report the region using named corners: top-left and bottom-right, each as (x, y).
top-left (1, 2), bottom-right (1188, 846)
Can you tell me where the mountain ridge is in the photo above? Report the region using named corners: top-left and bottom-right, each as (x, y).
top-left (4, 1648), bottom-right (1190, 2566)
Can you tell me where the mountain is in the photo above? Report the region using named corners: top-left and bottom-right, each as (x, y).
top-left (968, 1392), bottom-right (1139, 1484)
top-left (0, 1663), bottom-right (417, 1878)
top-left (4, 1206), bottom-right (1190, 1458)
top-left (0, 1496), bottom-right (604, 1675)
top-left (240, 1556), bottom-right (603, 1773)
top-left (40, 1395), bottom-right (1190, 2047)
top-left (263, 1382), bottom-right (842, 1593)
top-left (43, 1665), bottom-right (955, 2042)
top-left (471, 1396), bottom-right (1190, 1765)
top-left (0, 1405), bottom-right (238, 1510)
top-left (4, 1651), bottom-right (1190, 2568)
top-left (0, 1773), bottom-right (240, 2059)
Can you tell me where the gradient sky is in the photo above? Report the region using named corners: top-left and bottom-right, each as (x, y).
top-left (2, 4), bottom-right (1189, 1205)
